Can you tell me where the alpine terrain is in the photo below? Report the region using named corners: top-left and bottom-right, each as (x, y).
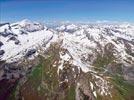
top-left (0, 19), bottom-right (134, 100)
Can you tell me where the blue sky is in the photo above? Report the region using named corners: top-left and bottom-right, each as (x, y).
top-left (0, 0), bottom-right (134, 23)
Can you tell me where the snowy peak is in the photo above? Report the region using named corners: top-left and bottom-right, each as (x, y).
top-left (0, 20), bottom-right (54, 62)
top-left (18, 19), bottom-right (33, 26)
top-left (56, 24), bottom-right (78, 32)
top-left (11, 19), bottom-right (45, 32)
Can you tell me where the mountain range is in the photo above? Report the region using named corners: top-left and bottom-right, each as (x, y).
top-left (0, 19), bottom-right (134, 100)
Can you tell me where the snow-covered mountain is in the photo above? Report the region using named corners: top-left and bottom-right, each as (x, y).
top-left (0, 19), bottom-right (55, 62)
top-left (0, 20), bottom-right (134, 100)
